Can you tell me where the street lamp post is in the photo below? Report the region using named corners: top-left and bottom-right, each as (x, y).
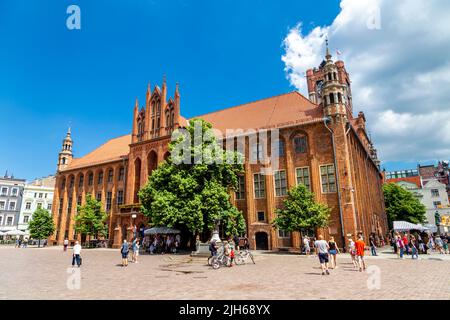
top-left (131, 212), bottom-right (137, 239)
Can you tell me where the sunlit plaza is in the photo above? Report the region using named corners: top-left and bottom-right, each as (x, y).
top-left (1, 246), bottom-right (449, 300)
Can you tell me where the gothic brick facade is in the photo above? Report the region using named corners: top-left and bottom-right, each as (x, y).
top-left (50, 52), bottom-right (388, 250)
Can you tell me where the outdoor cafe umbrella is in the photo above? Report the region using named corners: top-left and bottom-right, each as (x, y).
top-left (393, 221), bottom-right (428, 232)
top-left (5, 230), bottom-right (27, 236)
top-left (144, 227), bottom-right (181, 236)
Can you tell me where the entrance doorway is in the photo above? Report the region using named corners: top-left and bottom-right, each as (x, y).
top-left (255, 232), bottom-right (269, 250)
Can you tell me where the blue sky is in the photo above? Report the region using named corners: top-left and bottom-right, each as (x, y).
top-left (0, 0), bottom-right (436, 180)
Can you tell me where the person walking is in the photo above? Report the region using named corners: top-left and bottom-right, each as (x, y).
top-left (303, 236), bottom-right (311, 256)
top-left (402, 233), bottom-right (410, 255)
top-left (410, 235), bottom-right (419, 259)
top-left (233, 235), bottom-right (240, 252)
top-left (369, 235), bottom-right (377, 256)
top-left (63, 238), bottom-right (69, 252)
top-left (435, 236), bottom-right (444, 254)
top-left (131, 238), bottom-right (139, 263)
top-left (348, 237), bottom-right (358, 269)
top-left (355, 234), bottom-right (366, 272)
top-left (328, 236), bottom-right (340, 269)
top-left (121, 240), bottom-right (130, 267)
top-left (228, 237), bottom-right (236, 267)
top-left (72, 241), bottom-right (82, 268)
top-left (314, 235), bottom-right (330, 275)
top-left (396, 235), bottom-right (405, 259)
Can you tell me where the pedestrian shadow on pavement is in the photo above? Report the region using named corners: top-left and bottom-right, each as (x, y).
top-left (304, 272), bottom-right (324, 276)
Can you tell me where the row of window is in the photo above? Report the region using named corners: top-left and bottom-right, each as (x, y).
top-left (0, 187), bottom-right (19, 197)
top-left (250, 136), bottom-right (307, 161)
top-left (385, 169), bottom-right (418, 180)
top-left (0, 215), bottom-right (14, 226)
top-left (60, 190), bottom-right (124, 215)
top-left (24, 201), bottom-right (52, 211)
top-left (62, 168), bottom-right (125, 189)
top-left (0, 200), bottom-right (17, 211)
top-left (33, 192), bottom-right (50, 199)
top-left (235, 165), bottom-right (336, 200)
top-left (0, 215), bottom-right (30, 226)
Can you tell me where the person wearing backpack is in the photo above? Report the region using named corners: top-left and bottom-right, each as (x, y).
top-left (121, 240), bottom-right (130, 267)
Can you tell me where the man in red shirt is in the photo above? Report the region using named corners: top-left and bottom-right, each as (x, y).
top-left (402, 234), bottom-right (410, 255)
top-left (355, 234), bottom-right (366, 272)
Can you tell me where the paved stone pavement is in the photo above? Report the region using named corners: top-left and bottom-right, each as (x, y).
top-left (0, 246), bottom-right (449, 300)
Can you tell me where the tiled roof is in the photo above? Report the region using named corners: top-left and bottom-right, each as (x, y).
top-left (190, 91), bottom-right (321, 131)
top-left (61, 91), bottom-right (321, 171)
top-left (61, 135), bottom-right (131, 172)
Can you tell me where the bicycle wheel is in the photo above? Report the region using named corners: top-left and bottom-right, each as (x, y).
top-left (212, 259), bottom-right (220, 270)
top-left (249, 252), bottom-right (255, 264)
top-left (235, 255), bottom-right (245, 265)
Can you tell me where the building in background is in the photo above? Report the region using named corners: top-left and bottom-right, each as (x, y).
top-left (18, 176), bottom-right (56, 234)
top-left (0, 173), bottom-right (25, 234)
top-left (385, 164), bottom-right (450, 233)
top-left (50, 49), bottom-right (387, 250)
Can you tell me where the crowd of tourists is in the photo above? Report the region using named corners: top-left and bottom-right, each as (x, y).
top-left (388, 232), bottom-right (449, 258)
top-left (141, 234), bottom-right (181, 254)
top-left (311, 234), bottom-right (367, 275)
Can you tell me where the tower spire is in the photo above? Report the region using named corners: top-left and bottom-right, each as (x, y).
top-left (325, 37), bottom-right (332, 61)
top-left (175, 82), bottom-right (180, 97)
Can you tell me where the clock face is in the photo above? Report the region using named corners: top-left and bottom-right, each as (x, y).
top-left (316, 80), bottom-right (324, 95)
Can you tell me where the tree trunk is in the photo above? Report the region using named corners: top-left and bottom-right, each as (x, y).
top-left (38, 239), bottom-right (41, 248)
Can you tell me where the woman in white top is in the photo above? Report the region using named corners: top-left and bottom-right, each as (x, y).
top-left (348, 238), bottom-right (357, 268)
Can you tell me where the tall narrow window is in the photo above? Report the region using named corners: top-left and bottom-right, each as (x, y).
top-left (320, 164), bottom-right (336, 193)
top-left (108, 169), bottom-right (114, 183)
top-left (67, 197), bottom-right (73, 215)
top-left (296, 167), bottom-right (311, 190)
top-left (277, 139), bottom-right (285, 157)
top-left (106, 192), bottom-right (112, 211)
top-left (117, 190), bottom-right (124, 206)
top-left (98, 172), bottom-right (103, 185)
top-left (251, 143), bottom-right (263, 161)
top-left (253, 173), bottom-right (266, 199)
top-left (59, 198), bottom-right (64, 215)
top-left (118, 167), bottom-right (125, 181)
top-left (96, 192), bottom-right (102, 202)
top-left (235, 175), bottom-right (245, 200)
top-left (274, 170), bottom-right (287, 197)
top-left (88, 173), bottom-right (94, 186)
top-left (78, 175), bottom-right (84, 188)
top-left (294, 136), bottom-right (307, 154)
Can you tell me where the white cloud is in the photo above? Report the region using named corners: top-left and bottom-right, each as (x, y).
top-left (282, 0), bottom-right (450, 165)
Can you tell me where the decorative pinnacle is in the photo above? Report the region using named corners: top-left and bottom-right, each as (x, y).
top-left (325, 37), bottom-right (332, 60)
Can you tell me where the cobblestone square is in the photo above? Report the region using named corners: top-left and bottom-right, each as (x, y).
top-left (1, 246), bottom-right (449, 300)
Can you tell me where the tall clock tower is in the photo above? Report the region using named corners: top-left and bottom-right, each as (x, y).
top-left (307, 42), bottom-right (359, 245)
top-left (306, 42), bottom-right (353, 118)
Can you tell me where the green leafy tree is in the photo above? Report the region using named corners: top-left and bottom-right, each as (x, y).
top-left (74, 194), bottom-right (108, 244)
top-left (272, 184), bottom-right (331, 235)
top-left (383, 183), bottom-right (426, 228)
top-left (139, 119), bottom-right (246, 240)
top-left (28, 207), bottom-right (55, 248)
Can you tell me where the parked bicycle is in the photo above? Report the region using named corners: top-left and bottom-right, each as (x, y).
top-left (235, 249), bottom-right (255, 265)
top-left (211, 252), bottom-right (231, 269)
